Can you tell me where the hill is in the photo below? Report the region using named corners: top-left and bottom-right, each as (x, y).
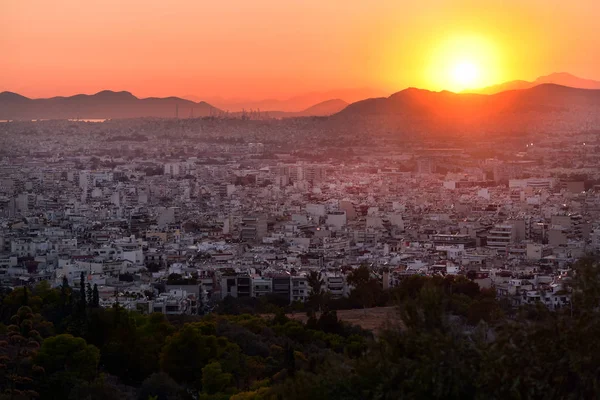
top-left (332, 84), bottom-right (600, 137)
top-left (0, 90), bottom-right (221, 120)
top-left (295, 98), bottom-right (348, 116)
top-left (470, 72), bottom-right (600, 95)
top-left (198, 87), bottom-right (386, 112)
top-left (262, 98), bottom-right (349, 118)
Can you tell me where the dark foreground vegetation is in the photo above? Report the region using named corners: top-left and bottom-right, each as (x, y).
top-left (2, 257), bottom-right (600, 399)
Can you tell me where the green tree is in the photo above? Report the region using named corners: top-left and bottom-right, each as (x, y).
top-left (92, 284), bottom-right (100, 308)
top-left (160, 325), bottom-right (220, 389)
top-left (128, 313), bottom-right (176, 383)
top-left (201, 361), bottom-right (233, 395)
top-left (86, 283), bottom-right (93, 307)
top-left (0, 288), bottom-right (43, 319)
top-left (79, 272), bottom-right (87, 311)
top-left (307, 271), bottom-right (325, 312)
top-left (283, 343), bottom-right (296, 378)
top-left (0, 306), bottom-right (44, 399)
top-left (61, 276), bottom-right (71, 310)
top-left (36, 334), bottom-right (99, 379)
top-left (36, 333), bottom-right (100, 398)
top-left (68, 374), bottom-right (135, 400)
top-left (347, 265), bottom-right (381, 310)
top-left (138, 372), bottom-right (186, 400)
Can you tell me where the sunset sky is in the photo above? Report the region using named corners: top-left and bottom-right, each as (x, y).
top-left (2, 0), bottom-right (600, 100)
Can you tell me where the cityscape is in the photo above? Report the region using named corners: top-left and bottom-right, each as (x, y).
top-left (2, 0), bottom-right (600, 399)
top-left (0, 115), bottom-right (598, 313)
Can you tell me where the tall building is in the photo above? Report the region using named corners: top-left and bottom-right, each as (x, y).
top-left (240, 214), bottom-right (267, 242)
top-left (487, 224), bottom-right (516, 248)
top-left (304, 165), bottom-right (325, 183)
top-left (416, 158), bottom-right (435, 174)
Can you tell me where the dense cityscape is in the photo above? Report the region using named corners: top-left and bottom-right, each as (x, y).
top-left (1, 106), bottom-right (600, 399)
top-left (3, 0), bottom-right (600, 397)
top-left (1, 116), bottom-right (598, 315)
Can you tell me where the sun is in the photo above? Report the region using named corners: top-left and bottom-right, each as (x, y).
top-left (426, 34), bottom-right (503, 92)
top-left (451, 61), bottom-right (480, 88)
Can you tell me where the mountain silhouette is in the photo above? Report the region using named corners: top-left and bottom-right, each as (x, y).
top-left (469, 72), bottom-right (600, 94)
top-left (191, 88), bottom-right (387, 112)
top-left (0, 91), bottom-right (221, 120)
top-left (296, 99), bottom-right (348, 116)
top-left (263, 99), bottom-right (349, 118)
top-left (333, 84), bottom-right (600, 137)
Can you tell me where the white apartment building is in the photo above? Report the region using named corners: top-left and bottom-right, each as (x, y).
top-left (291, 275), bottom-right (309, 303)
top-left (487, 224), bottom-right (516, 249)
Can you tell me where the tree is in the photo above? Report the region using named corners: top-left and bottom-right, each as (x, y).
top-left (126, 313), bottom-right (175, 383)
top-left (307, 271), bottom-right (325, 312)
top-left (346, 265), bottom-right (370, 288)
top-left (201, 361), bottom-right (233, 395)
top-left (230, 387), bottom-right (273, 400)
top-left (283, 343), bottom-right (296, 378)
top-left (61, 276), bottom-right (71, 309)
top-left (36, 333), bottom-right (100, 399)
top-left (138, 372), bottom-right (186, 400)
top-left (347, 265), bottom-right (381, 310)
top-left (37, 334), bottom-right (99, 377)
top-left (0, 306), bottom-right (44, 399)
top-left (86, 283), bottom-right (93, 307)
top-left (79, 272), bottom-right (87, 312)
top-left (0, 287), bottom-right (43, 320)
top-left (466, 270), bottom-right (477, 281)
top-left (68, 374), bottom-right (136, 400)
top-left (92, 284), bottom-right (100, 308)
top-left (93, 308), bottom-right (143, 384)
top-left (570, 256), bottom-right (600, 313)
top-left (160, 325), bottom-right (220, 389)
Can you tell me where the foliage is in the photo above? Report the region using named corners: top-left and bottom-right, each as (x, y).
top-left (0, 306), bottom-right (44, 399)
top-left (307, 271), bottom-right (325, 312)
top-left (159, 325), bottom-right (220, 389)
top-left (36, 334), bottom-right (100, 380)
top-left (138, 372), bottom-right (187, 400)
top-left (201, 361), bottom-right (233, 395)
top-left (2, 257), bottom-right (600, 399)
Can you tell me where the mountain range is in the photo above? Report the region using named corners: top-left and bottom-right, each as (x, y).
top-left (2, 73), bottom-right (600, 129)
top-left (333, 83), bottom-right (600, 137)
top-left (468, 72), bottom-right (600, 95)
top-left (0, 91), bottom-right (351, 120)
top-left (257, 99), bottom-right (349, 118)
top-left (0, 91), bottom-right (219, 120)
top-left (186, 88), bottom-right (387, 112)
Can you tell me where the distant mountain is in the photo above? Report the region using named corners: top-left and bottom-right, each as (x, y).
top-left (188, 88), bottom-right (387, 112)
top-left (333, 84), bottom-right (600, 137)
top-left (261, 99), bottom-right (349, 118)
top-left (296, 99), bottom-right (348, 116)
top-left (0, 91), bottom-right (221, 120)
top-left (470, 72), bottom-right (600, 95)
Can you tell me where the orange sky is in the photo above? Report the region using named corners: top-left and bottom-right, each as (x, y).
top-left (2, 0), bottom-right (600, 99)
